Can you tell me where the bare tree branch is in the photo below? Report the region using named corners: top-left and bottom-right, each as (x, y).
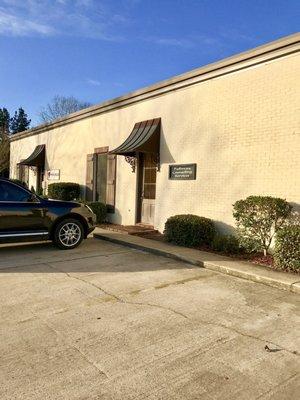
top-left (38, 95), bottom-right (92, 123)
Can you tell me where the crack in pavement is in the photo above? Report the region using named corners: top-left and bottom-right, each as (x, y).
top-left (0, 250), bottom-right (132, 271)
top-left (113, 336), bottom-right (234, 388)
top-left (45, 262), bottom-right (299, 357)
top-left (192, 316), bottom-right (299, 357)
top-left (45, 262), bottom-right (189, 320)
top-left (35, 313), bottom-right (109, 379)
top-left (255, 372), bottom-right (299, 399)
top-left (48, 250), bottom-right (134, 265)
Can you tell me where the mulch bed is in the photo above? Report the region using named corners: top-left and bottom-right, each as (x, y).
top-left (139, 231), bottom-right (276, 268)
top-left (99, 224), bottom-right (297, 271)
top-left (250, 254), bottom-right (274, 267)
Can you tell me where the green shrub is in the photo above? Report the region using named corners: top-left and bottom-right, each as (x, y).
top-left (164, 214), bottom-right (215, 247)
top-left (212, 234), bottom-right (241, 254)
top-left (36, 186), bottom-right (43, 196)
top-left (48, 182), bottom-right (80, 201)
top-left (87, 202), bottom-right (107, 224)
top-left (274, 226), bottom-right (300, 272)
top-left (233, 196), bottom-right (292, 255)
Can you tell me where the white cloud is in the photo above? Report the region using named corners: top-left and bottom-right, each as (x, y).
top-left (0, 0), bottom-right (128, 39)
top-left (75, 0), bottom-right (93, 7)
top-left (220, 29), bottom-right (256, 43)
top-left (0, 10), bottom-right (56, 36)
top-left (86, 78), bottom-right (102, 86)
top-left (146, 34), bottom-right (220, 49)
top-left (86, 79), bottom-right (125, 88)
top-left (113, 82), bottom-right (124, 88)
top-left (145, 33), bottom-right (231, 51)
top-left (150, 37), bottom-right (194, 48)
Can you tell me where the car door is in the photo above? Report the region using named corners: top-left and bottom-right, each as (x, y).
top-left (0, 181), bottom-right (48, 235)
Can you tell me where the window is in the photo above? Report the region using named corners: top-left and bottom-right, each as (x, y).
top-left (95, 153), bottom-right (107, 204)
top-left (0, 182), bottom-right (31, 202)
top-left (143, 154), bottom-right (157, 199)
top-left (17, 164), bottom-right (29, 187)
top-left (86, 150), bottom-right (116, 212)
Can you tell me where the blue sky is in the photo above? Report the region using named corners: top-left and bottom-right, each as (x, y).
top-left (0, 0), bottom-right (299, 126)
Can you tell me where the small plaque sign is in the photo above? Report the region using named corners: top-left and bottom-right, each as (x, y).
top-left (47, 169), bottom-right (60, 180)
top-left (169, 164), bottom-right (197, 180)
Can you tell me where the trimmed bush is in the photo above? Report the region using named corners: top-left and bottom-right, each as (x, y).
top-left (164, 214), bottom-right (215, 247)
top-left (87, 202), bottom-right (107, 224)
top-left (274, 226), bottom-right (300, 272)
top-left (48, 182), bottom-right (80, 201)
top-left (233, 196), bottom-right (292, 255)
top-left (36, 186), bottom-right (43, 196)
top-left (212, 234), bottom-right (241, 254)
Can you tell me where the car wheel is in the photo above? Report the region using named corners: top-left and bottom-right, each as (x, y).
top-left (53, 218), bottom-right (84, 250)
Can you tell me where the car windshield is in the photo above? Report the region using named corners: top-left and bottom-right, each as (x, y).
top-left (0, 181), bottom-right (31, 202)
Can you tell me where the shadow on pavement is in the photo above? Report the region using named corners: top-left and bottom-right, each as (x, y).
top-left (0, 238), bottom-right (197, 273)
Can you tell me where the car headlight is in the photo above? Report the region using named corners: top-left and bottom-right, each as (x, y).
top-left (84, 204), bottom-right (94, 214)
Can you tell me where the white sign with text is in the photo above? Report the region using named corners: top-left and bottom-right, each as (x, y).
top-left (47, 170), bottom-right (60, 180)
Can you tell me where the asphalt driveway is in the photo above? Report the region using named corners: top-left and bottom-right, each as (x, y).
top-left (0, 238), bottom-right (299, 400)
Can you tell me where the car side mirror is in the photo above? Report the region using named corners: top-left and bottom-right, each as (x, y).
top-left (27, 194), bottom-right (40, 203)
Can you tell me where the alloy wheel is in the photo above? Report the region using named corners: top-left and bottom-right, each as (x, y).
top-left (58, 222), bottom-right (81, 247)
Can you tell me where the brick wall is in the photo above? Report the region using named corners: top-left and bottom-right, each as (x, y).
top-left (10, 50), bottom-right (300, 232)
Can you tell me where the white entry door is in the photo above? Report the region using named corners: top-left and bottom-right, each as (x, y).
top-left (140, 153), bottom-right (157, 226)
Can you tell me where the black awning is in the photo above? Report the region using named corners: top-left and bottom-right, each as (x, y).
top-left (19, 145), bottom-right (45, 167)
top-left (109, 118), bottom-right (161, 156)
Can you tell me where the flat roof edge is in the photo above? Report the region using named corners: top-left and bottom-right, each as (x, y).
top-left (10, 32), bottom-right (300, 142)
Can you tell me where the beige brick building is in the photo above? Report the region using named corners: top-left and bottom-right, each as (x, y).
top-left (10, 33), bottom-right (300, 233)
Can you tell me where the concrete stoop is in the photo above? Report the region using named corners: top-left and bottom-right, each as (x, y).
top-left (93, 228), bottom-right (300, 294)
top-left (97, 223), bottom-right (158, 236)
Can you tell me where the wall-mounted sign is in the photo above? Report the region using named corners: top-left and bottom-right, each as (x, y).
top-left (169, 164), bottom-right (197, 180)
top-left (47, 169), bottom-right (60, 180)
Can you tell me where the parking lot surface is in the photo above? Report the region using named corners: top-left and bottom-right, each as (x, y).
top-left (0, 238), bottom-right (299, 399)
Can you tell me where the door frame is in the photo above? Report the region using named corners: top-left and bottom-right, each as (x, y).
top-left (135, 152), bottom-right (157, 226)
top-left (136, 153), bottom-right (143, 224)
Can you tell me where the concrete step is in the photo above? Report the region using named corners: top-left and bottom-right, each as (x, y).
top-left (97, 223), bottom-right (158, 236)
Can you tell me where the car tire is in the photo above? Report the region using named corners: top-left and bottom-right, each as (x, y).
top-left (53, 218), bottom-right (84, 250)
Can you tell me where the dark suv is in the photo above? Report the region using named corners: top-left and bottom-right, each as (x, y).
top-left (0, 178), bottom-right (96, 249)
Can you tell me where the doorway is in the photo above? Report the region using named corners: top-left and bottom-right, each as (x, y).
top-left (137, 153), bottom-right (157, 226)
top-left (36, 166), bottom-right (44, 194)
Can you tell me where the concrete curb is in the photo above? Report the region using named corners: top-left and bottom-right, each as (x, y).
top-left (94, 230), bottom-right (300, 294)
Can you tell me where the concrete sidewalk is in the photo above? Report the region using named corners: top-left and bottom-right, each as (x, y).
top-left (94, 228), bottom-right (300, 294)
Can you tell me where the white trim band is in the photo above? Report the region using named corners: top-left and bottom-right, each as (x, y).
top-left (0, 231), bottom-right (48, 238)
